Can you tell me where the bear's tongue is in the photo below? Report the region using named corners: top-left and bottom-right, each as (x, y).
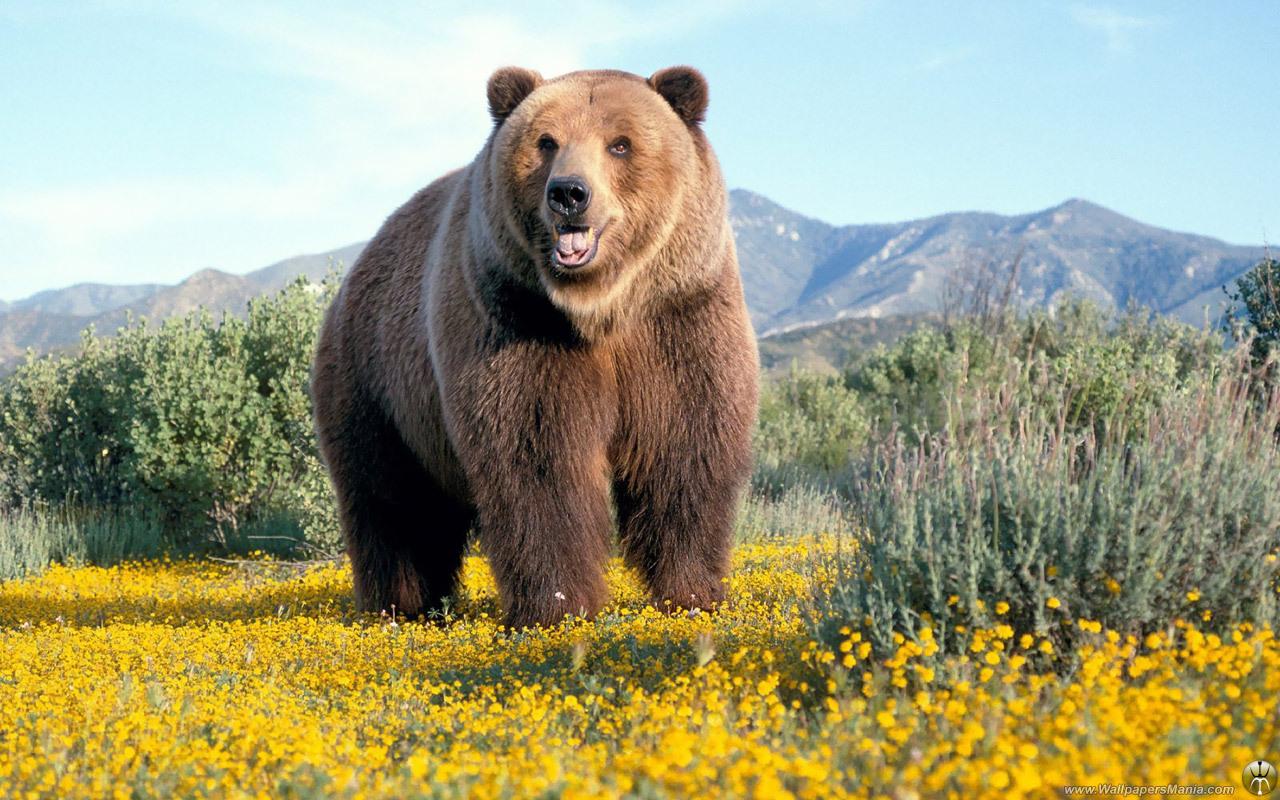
top-left (556, 229), bottom-right (589, 256)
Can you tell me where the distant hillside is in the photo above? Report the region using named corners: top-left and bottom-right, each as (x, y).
top-left (9, 282), bottom-right (163, 317)
top-left (757, 314), bottom-right (937, 377)
top-left (246, 242), bottom-right (366, 292)
top-left (0, 192), bottom-right (1268, 372)
top-left (728, 191), bottom-right (1263, 335)
top-left (0, 308), bottom-right (89, 367)
top-left (0, 245), bottom-right (363, 370)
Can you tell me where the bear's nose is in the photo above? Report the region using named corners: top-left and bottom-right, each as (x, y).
top-left (546, 176), bottom-right (591, 217)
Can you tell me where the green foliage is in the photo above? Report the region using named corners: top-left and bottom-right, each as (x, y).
top-left (734, 485), bottom-right (851, 543)
top-left (812, 350), bottom-right (1280, 658)
top-left (0, 278), bottom-right (339, 558)
top-left (0, 506), bottom-right (165, 580)
top-left (1225, 256), bottom-right (1280, 365)
top-left (752, 368), bottom-right (869, 491)
top-left (846, 301), bottom-right (1224, 442)
top-left (843, 324), bottom-right (961, 437)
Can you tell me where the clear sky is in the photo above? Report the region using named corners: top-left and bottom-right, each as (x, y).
top-left (1, 1), bottom-right (1276, 301)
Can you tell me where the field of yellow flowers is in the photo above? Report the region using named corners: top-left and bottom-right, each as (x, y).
top-left (1, 538), bottom-right (1275, 799)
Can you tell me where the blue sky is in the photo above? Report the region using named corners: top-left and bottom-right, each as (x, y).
top-left (1, 1), bottom-right (1277, 301)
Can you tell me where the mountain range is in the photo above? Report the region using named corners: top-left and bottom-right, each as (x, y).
top-left (0, 191), bottom-right (1266, 371)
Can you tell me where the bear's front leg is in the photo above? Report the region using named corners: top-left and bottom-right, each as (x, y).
top-left (612, 302), bottom-right (758, 614)
top-left (614, 399), bottom-right (755, 613)
top-left (614, 454), bottom-right (747, 614)
top-left (442, 339), bottom-right (617, 629)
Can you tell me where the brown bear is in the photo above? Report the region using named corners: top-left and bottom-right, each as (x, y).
top-left (311, 66), bottom-right (758, 628)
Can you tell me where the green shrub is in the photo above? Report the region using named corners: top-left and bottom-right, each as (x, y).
top-left (843, 323), bottom-right (970, 437)
top-left (753, 368), bottom-right (869, 490)
top-left (846, 301), bottom-right (1224, 443)
top-left (1225, 256), bottom-right (1280, 369)
top-left (0, 506), bottom-right (165, 580)
top-left (812, 353), bottom-right (1280, 659)
top-left (0, 278), bottom-right (339, 558)
top-left (735, 485), bottom-right (851, 543)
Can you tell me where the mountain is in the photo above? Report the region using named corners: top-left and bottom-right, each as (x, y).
top-left (0, 308), bottom-right (89, 367)
top-left (247, 242), bottom-right (366, 292)
top-left (10, 282), bottom-right (163, 317)
top-left (0, 245), bottom-right (363, 370)
top-left (728, 191), bottom-right (1263, 334)
top-left (0, 195), bottom-right (1267, 372)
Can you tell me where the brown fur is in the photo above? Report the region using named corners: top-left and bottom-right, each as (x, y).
top-left (312, 66), bottom-right (758, 628)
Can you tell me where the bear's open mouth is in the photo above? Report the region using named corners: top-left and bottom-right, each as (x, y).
top-left (552, 224), bottom-right (603, 269)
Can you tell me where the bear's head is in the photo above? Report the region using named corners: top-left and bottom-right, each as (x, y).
top-left (482, 67), bottom-right (723, 325)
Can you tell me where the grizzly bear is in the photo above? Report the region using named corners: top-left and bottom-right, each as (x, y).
top-left (311, 66), bottom-right (758, 628)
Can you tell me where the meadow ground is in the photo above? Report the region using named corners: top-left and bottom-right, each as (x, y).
top-left (0, 538), bottom-right (1274, 799)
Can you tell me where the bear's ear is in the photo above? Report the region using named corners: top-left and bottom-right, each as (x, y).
top-left (487, 67), bottom-right (543, 124)
top-left (648, 66), bottom-right (709, 125)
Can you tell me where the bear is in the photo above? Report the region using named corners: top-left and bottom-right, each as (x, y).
top-left (311, 66), bottom-right (758, 628)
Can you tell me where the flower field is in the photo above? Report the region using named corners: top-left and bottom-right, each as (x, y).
top-left (0, 539), bottom-right (1275, 799)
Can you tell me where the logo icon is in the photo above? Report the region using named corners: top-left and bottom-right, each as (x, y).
top-left (1244, 760), bottom-right (1277, 796)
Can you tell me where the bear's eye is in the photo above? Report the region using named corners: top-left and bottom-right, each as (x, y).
top-left (608, 138), bottom-right (631, 157)
top-left (537, 134), bottom-right (558, 152)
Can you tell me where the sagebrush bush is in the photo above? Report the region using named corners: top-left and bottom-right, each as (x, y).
top-left (813, 351), bottom-right (1280, 658)
top-left (734, 485), bottom-right (851, 543)
top-left (0, 278), bottom-right (339, 556)
top-left (0, 506), bottom-right (166, 580)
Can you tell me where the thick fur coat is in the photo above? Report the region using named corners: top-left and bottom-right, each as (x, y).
top-left (312, 67), bottom-right (758, 628)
